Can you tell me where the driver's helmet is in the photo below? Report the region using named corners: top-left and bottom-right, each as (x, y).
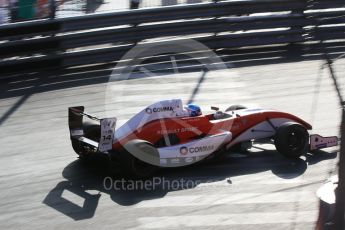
top-left (186, 103), bottom-right (202, 117)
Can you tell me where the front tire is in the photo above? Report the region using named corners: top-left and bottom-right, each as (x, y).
top-left (274, 122), bottom-right (309, 158)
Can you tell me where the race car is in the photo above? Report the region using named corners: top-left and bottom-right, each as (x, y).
top-left (68, 99), bottom-right (338, 178)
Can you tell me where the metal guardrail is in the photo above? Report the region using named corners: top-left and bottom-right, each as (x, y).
top-left (0, 0), bottom-right (344, 76)
top-left (0, 0), bottom-right (217, 24)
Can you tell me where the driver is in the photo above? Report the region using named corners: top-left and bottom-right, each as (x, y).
top-left (186, 103), bottom-right (202, 117)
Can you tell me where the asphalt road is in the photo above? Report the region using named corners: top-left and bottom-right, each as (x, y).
top-left (0, 57), bottom-right (343, 229)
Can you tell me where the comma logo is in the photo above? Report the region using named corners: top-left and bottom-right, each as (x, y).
top-left (145, 108), bottom-right (152, 114)
top-left (180, 146), bottom-right (188, 155)
top-left (189, 145), bottom-right (214, 153)
top-left (146, 107), bottom-right (174, 114)
top-left (153, 107), bottom-right (173, 112)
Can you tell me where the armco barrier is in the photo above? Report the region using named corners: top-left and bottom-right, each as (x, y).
top-left (0, 0), bottom-right (344, 76)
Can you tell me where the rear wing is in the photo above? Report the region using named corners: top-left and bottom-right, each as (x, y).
top-left (68, 106), bottom-right (116, 153)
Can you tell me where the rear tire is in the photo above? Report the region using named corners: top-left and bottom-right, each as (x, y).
top-left (118, 139), bottom-right (159, 179)
top-left (154, 134), bottom-right (180, 147)
top-left (274, 122), bottom-right (309, 159)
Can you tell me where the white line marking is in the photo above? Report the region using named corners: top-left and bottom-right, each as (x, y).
top-left (139, 67), bottom-right (157, 78)
top-left (134, 191), bottom-right (316, 208)
top-left (137, 211), bottom-right (316, 228)
top-left (61, 190), bottom-right (85, 208)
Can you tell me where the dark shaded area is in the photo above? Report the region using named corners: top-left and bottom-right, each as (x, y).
top-left (0, 42), bottom-right (344, 127)
top-left (43, 180), bottom-right (101, 220)
top-left (43, 148), bottom-right (337, 220)
top-left (187, 70), bottom-right (206, 104)
top-left (85, 0), bottom-right (104, 14)
top-left (1, 42), bottom-right (344, 97)
top-left (162, 0), bottom-right (178, 6)
top-left (0, 94), bottom-right (30, 125)
top-left (186, 0), bottom-right (203, 4)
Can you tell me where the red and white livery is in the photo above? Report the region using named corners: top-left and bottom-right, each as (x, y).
top-left (68, 99), bottom-right (338, 178)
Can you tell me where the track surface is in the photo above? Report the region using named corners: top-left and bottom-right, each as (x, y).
top-left (0, 57), bottom-right (343, 229)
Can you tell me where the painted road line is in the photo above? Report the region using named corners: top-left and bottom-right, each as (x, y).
top-left (136, 211), bottom-right (316, 228)
top-left (134, 191), bottom-right (316, 208)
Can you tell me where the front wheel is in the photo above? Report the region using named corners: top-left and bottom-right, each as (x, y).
top-left (274, 122), bottom-right (309, 158)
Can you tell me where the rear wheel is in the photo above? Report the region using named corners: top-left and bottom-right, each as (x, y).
top-left (118, 139), bottom-right (159, 179)
top-left (274, 122), bottom-right (309, 158)
top-left (154, 134), bottom-right (180, 147)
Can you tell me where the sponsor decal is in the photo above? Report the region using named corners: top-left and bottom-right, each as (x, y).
top-left (145, 106), bottom-right (174, 114)
top-left (316, 143), bottom-right (327, 148)
top-left (180, 146), bottom-right (188, 155)
top-left (158, 127), bottom-right (197, 135)
top-left (145, 108), bottom-right (152, 114)
top-left (179, 145), bottom-right (215, 155)
top-left (189, 145), bottom-right (214, 153)
top-left (188, 118), bottom-right (201, 122)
